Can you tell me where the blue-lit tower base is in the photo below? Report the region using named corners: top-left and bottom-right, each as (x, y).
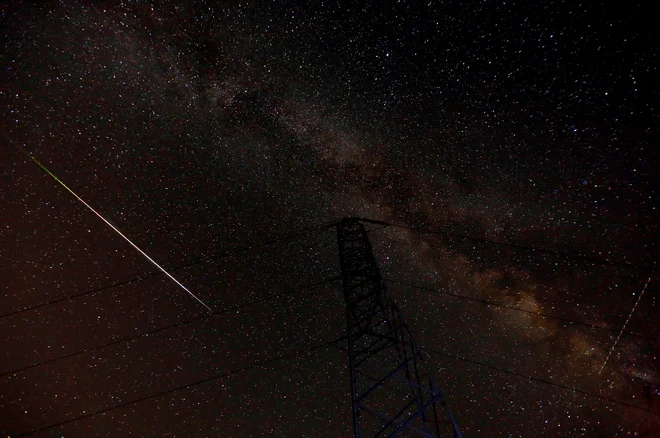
top-left (335, 218), bottom-right (462, 438)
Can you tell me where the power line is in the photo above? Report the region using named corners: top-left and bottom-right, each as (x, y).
top-left (16, 336), bottom-right (347, 437)
top-left (324, 313), bottom-right (659, 416)
top-left (385, 222), bottom-right (656, 274)
top-left (0, 260), bottom-right (200, 320)
top-left (1, 224), bottom-right (330, 319)
top-left (386, 278), bottom-right (659, 342)
top-left (421, 346), bottom-right (660, 416)
top-left (0, 277), bottom-right (339, 378)
top-left (8, 215), bottom-right (653, 435)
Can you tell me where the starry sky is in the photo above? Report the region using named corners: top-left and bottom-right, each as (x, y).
top-left (1, 1), bottom-right (658, 437)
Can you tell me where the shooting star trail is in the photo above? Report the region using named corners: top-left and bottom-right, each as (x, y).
top-left (7, 135), bottom-right (214, 313)
top-left (598, 277), bottom-right (651, 375)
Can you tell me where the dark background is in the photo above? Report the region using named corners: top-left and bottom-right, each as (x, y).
top-left (1, 1), bottom-right (658, 436)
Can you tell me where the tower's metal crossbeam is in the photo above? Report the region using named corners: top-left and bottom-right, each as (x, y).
top-left (335, 218), bottom-right (461, 438)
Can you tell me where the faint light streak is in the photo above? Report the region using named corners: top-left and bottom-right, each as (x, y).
top-left (597, 277), bottom-right (651, 375)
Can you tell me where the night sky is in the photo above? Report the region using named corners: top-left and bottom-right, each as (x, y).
top-left (1, 1), bottom-right (659, 437)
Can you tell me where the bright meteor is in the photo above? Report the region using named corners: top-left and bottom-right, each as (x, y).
top-left (7, 136), bottom-right (214, 313)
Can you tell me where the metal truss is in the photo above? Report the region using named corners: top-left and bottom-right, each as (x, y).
top-left (335, 218), bottom-right (462, 438)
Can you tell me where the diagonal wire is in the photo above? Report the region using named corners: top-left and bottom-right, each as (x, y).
top-left (0, 277), bottom-right (339, 378)
top-left (386, 278), bottom-right (659, 342)
top-left (0, 260), bottom-right (200, 319)
top-left (1, 224), bottom-right (330, 319)
top-left (16, 336), bottom-right (347, 437)
top-left (421, 346), bottom-right (660, 415)
top-left (384, 221), bottom-right (657, 274)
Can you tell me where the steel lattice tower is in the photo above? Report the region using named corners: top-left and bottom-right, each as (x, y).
top-left (335, 218), bottom-right (462, 438)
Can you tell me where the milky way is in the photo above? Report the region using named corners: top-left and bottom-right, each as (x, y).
top-left (2, 1), bottom-right (658, 437)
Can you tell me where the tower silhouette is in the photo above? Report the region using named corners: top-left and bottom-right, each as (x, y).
top-left (334, 218), bottom-right (462, 437)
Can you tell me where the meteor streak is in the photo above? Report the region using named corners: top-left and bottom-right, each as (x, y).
top-left (7, 136), bottom-right (214, 313)
top-left (597, 277), bottom-right (650, 375)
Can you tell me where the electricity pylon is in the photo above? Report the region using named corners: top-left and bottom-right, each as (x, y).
top-left (334, 217), bottom-right (462, 438)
